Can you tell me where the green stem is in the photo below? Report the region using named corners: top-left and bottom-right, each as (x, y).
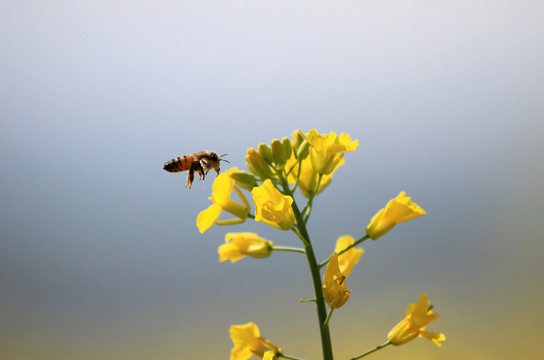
top-left (280, 178), bottom-right (333, 360)
top-left (318, 235), bottom-right (369, 269)
top-left (286, 160), bottom-right (303, 194)
top-left (349, 341), bottom-right (392, 360)
top-left (272, 246), bottom-right (306, 254)
top-left (302, 174), bottom-right (322, 224)
top-left (322, 308), bottom-right (334, 329)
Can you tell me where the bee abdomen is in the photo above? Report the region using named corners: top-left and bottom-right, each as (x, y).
top-left (163, 156), bottom-right (193, 173)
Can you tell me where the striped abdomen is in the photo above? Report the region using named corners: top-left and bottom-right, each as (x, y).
top-left (163, 156), bottom-right (194, 173)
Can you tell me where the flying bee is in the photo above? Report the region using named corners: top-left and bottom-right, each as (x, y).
top-left (163, 151), bottom-right (229, 188)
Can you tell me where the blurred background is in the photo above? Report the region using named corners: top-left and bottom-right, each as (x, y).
top-left (1, 1), bottom-right (543, 359)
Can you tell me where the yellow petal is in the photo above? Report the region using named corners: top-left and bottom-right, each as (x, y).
top-left (252, 179), bottom-right (295, 230)
top-left (384, 191), bottom-right (426, 223)
top-left (218, 241), bottom-right (246, 263)
top-left (420, 331), bottom-right (446, 347)
top-left (230, 322), bottom-right (260, 348)
top-left (334, 235), bottom-right (364, 278)
top-left (409, 293), bottom-right (440, 328)
top-left (196, 204), bottom-right (222, 233)
top-left (212, 172), bottom-right (235, 205)
top-left (263, 351), bottom-right (277, 360)
top-left (229, 323), bottom-right (280, 360)
top-left (230, 347), bottom-right (253, 360)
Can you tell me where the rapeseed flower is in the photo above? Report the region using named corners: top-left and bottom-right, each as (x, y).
top-left (322, 253), bottom-right (350, 309)
top-left (303, 129), bottom-right (358, 175)
top-left (252, 179), bottom-right (295, 230)
top-left (387, 293), bottom-right (445, 347)
top-left (366, 191), bottom-right (426, 240)
top-left (196, 168), bottom-right (250, 233)
top-left (219, 232), bottom-right (274, 263)
top-left (230, 322), bottom-right (281, 360)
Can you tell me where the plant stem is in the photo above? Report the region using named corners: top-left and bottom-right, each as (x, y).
top-left (302, 175), bottom-right (322, 224)
top-left (322, 308), bottom-right (334, 329)
top-left (272, 246), bottom-right (306, 254)
top-left (349, 341), bottom-right (392, 360)
top-left (286, 192), bottom-right (333, 360)
top-left (278, 173), bottom-right (333, 359)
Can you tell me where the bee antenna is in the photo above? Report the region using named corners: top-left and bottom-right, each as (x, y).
top-left (219, 154), bottom-right (230, 163)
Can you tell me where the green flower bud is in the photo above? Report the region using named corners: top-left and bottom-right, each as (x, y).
top-left (296, 140), bottom-right (310, 160)
top-left (291, 130), bottom-right (304, 152)
top-left (229, 171), bottom-right (257, 191)
top-left (282, 137), bottom-right (292, 159)
top-left (258, 143), bottom-right (274, 164)
top-left (246, 148), bottom-right (273, 180)
top-left (271, 139), bottom-right (287, 166)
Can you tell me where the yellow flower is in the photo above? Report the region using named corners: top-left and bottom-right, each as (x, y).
top-left (387, 293), bottom-right (446, 347)
top-left (219, 233), bottom-right (274, 263)
top-left (303, 129), bottom-right (358, 175)
top-left (334, 235), bottom-right (364, 278)
top-left (365, 191), bottom-right (426, 240)
top-left (196, 168), bottom-right (250, 233)
top-left (322, 253), bottom-right (350, 309)
top-left (263, 351), bottom-right (277, 360)
top-left (252, 179), bottom-right (295, 230)
top-left (230, 322), bottom-right (281, 360)
top-left (285, 154), bottom-right (344, 198)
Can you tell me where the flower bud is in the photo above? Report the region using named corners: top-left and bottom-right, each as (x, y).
top-left (296, 140), bottom-right (310, 160)
top-left (291, 129), bottom-right (304, 152)
top-left (246, 148), bottom-right (273, 180)
top-left (271, 139), bottom-right (287, 166)
top-left (229, 170), bottom-right (257, 191)
top-left (258, 142), bottom-right (274, 164)
top-left (281, 137), bottom-right (292, 159)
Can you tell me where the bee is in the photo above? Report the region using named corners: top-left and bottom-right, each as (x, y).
top-left (163, 151), bottom-right (229, 188)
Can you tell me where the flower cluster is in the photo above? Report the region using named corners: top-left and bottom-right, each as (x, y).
top-left (188, 130), bottom-right (444, 359)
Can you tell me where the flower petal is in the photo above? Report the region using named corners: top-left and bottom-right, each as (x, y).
top-left (196, 204), bottom-right (222, 233)
top-left (420, 331), bottom-right (446, 347)
top-left (334, 235), bottom-right (364, 278)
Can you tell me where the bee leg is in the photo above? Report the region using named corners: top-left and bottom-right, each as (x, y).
top-left (186, 169), bottom-right (195, 188)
